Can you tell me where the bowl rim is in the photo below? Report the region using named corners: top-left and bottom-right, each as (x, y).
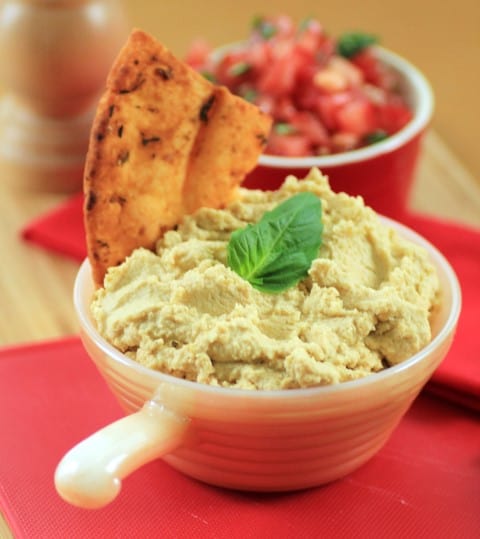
top-left (256, 46), bottom-right (435, 168)
top-left (75, 217), bottom-right (460, 402)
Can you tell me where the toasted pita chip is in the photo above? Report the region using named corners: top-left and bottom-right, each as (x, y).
top-left (84, 29), bottom-right (271, 287)
top-left (183, 85), bottom-right (270, 212)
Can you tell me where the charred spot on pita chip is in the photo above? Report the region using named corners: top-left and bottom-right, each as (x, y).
top-left (117, 150), bottom-right (129, 165)
top-left (256, 133), bottom-right (269, 146)
top-left (86, 191), bottom-right (97, 211)
top-left (119, 73), bottom-right (145, 94)
top-left (155, 66), bottom-right (173, 80)
top-left (199, 94), bottom-right (215, 123)
top-left (141, 135), bottom-right (161, 146)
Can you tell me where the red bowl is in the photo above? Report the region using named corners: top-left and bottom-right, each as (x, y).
top-left (243, 47), bottom-right (434, 219)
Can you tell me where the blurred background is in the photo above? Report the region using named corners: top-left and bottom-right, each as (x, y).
top-left (123, 0), bottom-right (480, 183)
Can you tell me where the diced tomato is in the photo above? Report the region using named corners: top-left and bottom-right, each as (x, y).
top-left (352, 49), bottom-right (396, 91)
top-left (272, 97), bottom-right (297, 121)
top-left (377, 99), bottom-right (413, 134)
top-left (314, 67), bottom-right (349, 93)
top-left (289, 111), bottom-right (329, 147)
top-left (350, 49), bottom-right (380, 84)
top-left (314, 36), bottom-right (336, 66)
top-left (315, 92), bottom-right (352, 130)
top-left (330, 132), bottom-right (360, 152)
top-left (266, 133), bottom-right (311, 156)
top-left (296, 19), bottom-right (324, 55)
top-left (257, 48), bottom-right (302, 97)
top-left (294, 82), bottom-right (322, 111)
top-left (184, 38), bottom-right (212, 69)
top-left (268, 14), bottom-right (296, 39)
top-left (314, 57), bottom-right (364, 94)
top-left (243, 41), bottom-right (272, 72)
top-left (187, 16), bottom-right (413, 157)
top-left (255, 94), bottom-right (276, 116)
top-left (214, 50), bottom-right (252, 87)
top-left (295, 60), bottom-right (318, 87)
top-left (336, 99), bottom-right (377, 136)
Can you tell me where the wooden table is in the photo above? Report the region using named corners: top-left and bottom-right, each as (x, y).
top-left (0, 131), bottom-right (479, 537)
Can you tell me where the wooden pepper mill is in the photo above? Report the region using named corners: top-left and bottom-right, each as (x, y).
top-left (0, 0), bottom-right (129, 192)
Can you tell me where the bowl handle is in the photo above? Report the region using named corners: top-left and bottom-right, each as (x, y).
top-left (54, 400), bottom-right (189, 508)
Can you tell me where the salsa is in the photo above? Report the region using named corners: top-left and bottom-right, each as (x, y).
top-left (186, 15), bottom-right (413, 157)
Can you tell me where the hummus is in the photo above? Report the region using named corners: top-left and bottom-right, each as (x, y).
top-left (91, 169), bottom-right (440, 390)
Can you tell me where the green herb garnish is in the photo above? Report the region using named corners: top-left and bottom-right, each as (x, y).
top-left (298, 16), bottom-right (314, 33)
top-left (364, 130), bottom-right (389, 145)
top-left (274, 122), bottom-right (297, 135)
top-left (241, 88), bottom-right (258, 103)
top-left (337, 32), bottom-right (378, 58)
top-left (227, 193), bottom-right (323, 293)
top-left (200, 71), bottom-right (217, 83)
top-left (251, 16), bottom-right (277, 39)
top-left (229, 61), bottom-right (251, 77)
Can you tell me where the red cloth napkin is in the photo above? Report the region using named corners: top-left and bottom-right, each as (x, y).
top-left (401, 213), bottom-right (480, 411)
top-left (0, 336), bottom-right (479, 539)
top-left (20, 194), bottom-right (480, 410)
top-left (21, 193), bottom-right (85, 261)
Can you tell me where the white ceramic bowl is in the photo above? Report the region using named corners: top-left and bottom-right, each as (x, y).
top-left (55, 217), bottom-right (460, 509)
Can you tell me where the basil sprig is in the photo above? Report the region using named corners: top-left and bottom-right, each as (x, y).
top-left (227, 193), bottom-right (323, 293)
top-left (337, 32), bottom-right (378, 58)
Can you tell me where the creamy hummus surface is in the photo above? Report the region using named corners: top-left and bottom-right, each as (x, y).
top-left (91, 169), bottom-right (440, 390)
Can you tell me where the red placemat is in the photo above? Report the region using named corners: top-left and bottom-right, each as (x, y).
top-left (0, 336), bottom-right (479, 539)
top-left (20, 195), bottom-right (480, 411)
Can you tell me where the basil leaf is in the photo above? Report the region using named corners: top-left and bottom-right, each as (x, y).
top-left (337, 32), bottom-right (378, 58)
top-left (227, 192), bottom-right (323, 293)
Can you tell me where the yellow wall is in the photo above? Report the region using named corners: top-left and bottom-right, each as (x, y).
top-left (125, 1), bottom-right (480, 181)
